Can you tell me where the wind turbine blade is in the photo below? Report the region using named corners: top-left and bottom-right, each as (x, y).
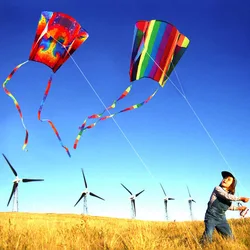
top-left (192, 199), bottom-right (196, 203)
top-left (160, 183), bottom-right (167, 196)
top-left (132, 199), bottom-right (136, 217)
top-left (7, 182), bottom-right (18, 206)
top-left (169, 198), bottom-right (175, 200)
top-left (135, 189), bottom-right (145, 197)
top-left (22, 179), bottom-right (44, 182)
top-left (2, 154), bottom-right (18, 176)
top-left (89, 192), bottom-right (105, 201)
top-left (81, 168), bottom-right (88, 188)
top-left (186, 185), bottom-right (191, 197)
top-left (121, 183), bottom-right (132, 195)
top-left (74, 193), bottom-right (84, 207)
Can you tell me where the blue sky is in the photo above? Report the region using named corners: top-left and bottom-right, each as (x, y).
top-left (0, 0), bottom-right (250, 222)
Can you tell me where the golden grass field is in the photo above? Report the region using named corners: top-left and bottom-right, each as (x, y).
top-left (0, 212), bottom-right (249, 249)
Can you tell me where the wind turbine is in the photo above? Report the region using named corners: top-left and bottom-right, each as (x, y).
top-left (74, 168), bottom-right (105, 215)
top-left (2, 153), bottom-right (44, 212)
top-left (186, 185), bottom-right (196, 220)
top-left (121, 183), bottom-right (144, 219)
top-left (160, 183), bottom-right (175, 221)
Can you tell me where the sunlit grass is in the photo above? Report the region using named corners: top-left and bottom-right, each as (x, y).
top-left (0, 212), bottom-right (249, 249)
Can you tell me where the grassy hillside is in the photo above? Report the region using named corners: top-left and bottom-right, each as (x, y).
top-left (0, 212), bottom-right (249, 249)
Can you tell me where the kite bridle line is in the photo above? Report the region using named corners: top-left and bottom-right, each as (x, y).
top-left (146, 52), bottom-right (248, 195)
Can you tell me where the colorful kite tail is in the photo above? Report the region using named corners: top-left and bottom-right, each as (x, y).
top-left (38, 75), bottom-right (71, 157)
top-left (2, 60), bottom-right (29, 151)
top-left (73, 85), bottom-right (133, 149)
top-left (78, 85), bottom-right (133, 130)
top-left (73, 86), bottom-right (159, 149)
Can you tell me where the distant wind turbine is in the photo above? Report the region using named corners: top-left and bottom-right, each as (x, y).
top-left (2, 153), bottom-right (44, 212)
top-left (121, 183), bottom-right (144, 219)
top-left (186, 185), bottom-right (196, 220)
top-left (160, 183), bottom-right (175, 220)
top-left (74, 168), bottom-right (105, 215)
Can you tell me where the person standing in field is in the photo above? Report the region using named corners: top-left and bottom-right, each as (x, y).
top-left (200, 171), bottom-right (249, 244)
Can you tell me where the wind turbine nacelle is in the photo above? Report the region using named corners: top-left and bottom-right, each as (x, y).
top-left (13, 177), bottom-right (21, 183)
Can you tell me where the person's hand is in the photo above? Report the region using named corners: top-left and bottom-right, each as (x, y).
top-left (240, 197), bottom-right (249, 203)
top-left (238, 206), bottom-right (247, 211)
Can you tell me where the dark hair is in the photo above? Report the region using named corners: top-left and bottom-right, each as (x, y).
top-left (220, 177), bottom-right (236, 195)
top-left (228, 178), bottom-right (236, 195)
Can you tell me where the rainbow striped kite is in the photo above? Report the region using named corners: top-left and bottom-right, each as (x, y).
top-left (130, 20), bottom-right (190, 87)
top-left (74, 19), bottom-right (189, 149)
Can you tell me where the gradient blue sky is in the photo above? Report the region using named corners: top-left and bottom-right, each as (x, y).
top-left (0, 0), bottom-right (249, 222)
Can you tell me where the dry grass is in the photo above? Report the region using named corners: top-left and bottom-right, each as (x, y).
top-left (0, 212), bottom-right (249, 249)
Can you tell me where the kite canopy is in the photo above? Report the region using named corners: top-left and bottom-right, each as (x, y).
top-left (29, 11), bottom-right (89, 73)
top-left (129, 20), bottom-right (190, 87)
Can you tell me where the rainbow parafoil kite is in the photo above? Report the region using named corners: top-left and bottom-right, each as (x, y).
top-left (3, 11), bottom-right (89, 157)
top-left (74, 19), bottom-right (190, 149)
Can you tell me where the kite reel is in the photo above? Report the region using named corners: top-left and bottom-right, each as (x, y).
top-left (238, 202), bottom-right (249, 218)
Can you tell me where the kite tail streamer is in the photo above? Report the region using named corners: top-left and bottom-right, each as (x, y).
top-left (73, 87), bottom-right (159, 149)
top-left (79, 85), bottom-right (133, 129)
top-left (2, 60), bottom-right (29, 151)
top-left (74, 85), bottom-right (133, 149)
top-left (38, 75), bottom-right (71, 157)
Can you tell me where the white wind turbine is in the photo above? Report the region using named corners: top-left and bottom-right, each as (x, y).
top-left (74, 168), bottom-right (105, 214)
top-left (187, 185), bottom-right (196, 220)
top-left (160, 183), bottom-right (175, 220)
top-left (2, 153), bottom-right (44, 212)
top-left (121, 183), bottom-right (144, 219)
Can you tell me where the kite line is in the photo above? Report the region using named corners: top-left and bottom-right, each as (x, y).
top-left (147, 52), bottom-right (247, 194)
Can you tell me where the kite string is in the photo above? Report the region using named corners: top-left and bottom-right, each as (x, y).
top-left (58, 41), bottom-right (203, 248)
top-left (147, 52), bottom-right (247, 193)
top-left (60, 39), bottom-right (189, 191)
top-left (172, 66), bottom-right (248, 194)
top-left (147, 52), bottom-right (231, 164)
top-left (53, 38), bottom-right (156, 179)
top-left (171, 64), bottom-right (186, 97)
top-left (68, 54), bottom-right (156, 179)
top-left (70, 54), bottom-right (202, 248)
